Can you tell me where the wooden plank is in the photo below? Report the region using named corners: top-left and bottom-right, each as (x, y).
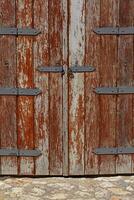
top-left (99, 0), bottom-right (119, 174)
top-left (16, 0), bottom-right (34, 175)
top-left (68, 0), bottom-right (85, 175)
top-left (84, 0), bottom-right (100, 175)
top-left (132, 2), bottom-right (134, 173)
top-left (33, 0), bottom-right (49, 175)
top-left (62, 0), bottom-right (69, 176)
top-left (49, 0), bottom-right (63, 175)
top-left (116, 0), bottom-right (133, 174)
top-left (0, 0), bottom-right (17, 175)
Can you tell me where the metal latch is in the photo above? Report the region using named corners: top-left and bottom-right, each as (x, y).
top-left (37, 66), bottom-right (64, 73)
top-left (0, 88), bottom-right (41, 96)
top-left (95, 86), bottom-right (134, 95)
top-left (93, 147), bottom-right (134, 155)
top-left (93, 27), bottom-right (134, 35)
top-left (37, 65), bottom-right (95, 78)
top-left (0, 27), bottom-right (41, 36)
top-left (0, 149), bottom-right (42, 157)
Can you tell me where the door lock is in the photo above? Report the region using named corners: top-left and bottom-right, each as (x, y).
top-left (37, 65), bottom-right (95, 78)
top-left (68, 68), bottom-right (74, 78)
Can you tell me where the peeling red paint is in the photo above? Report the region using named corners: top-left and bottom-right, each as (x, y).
top-left (0, 0), bottom-right (133, 176)
top-left (0, 0), bottom-right (17, 175)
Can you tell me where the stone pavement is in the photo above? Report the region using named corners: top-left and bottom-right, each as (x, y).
top-left (0, 176), bottom-right (134, 200)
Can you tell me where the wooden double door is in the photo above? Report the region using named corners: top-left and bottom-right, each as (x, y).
top-left (0, 0), bottom-right (133, 176)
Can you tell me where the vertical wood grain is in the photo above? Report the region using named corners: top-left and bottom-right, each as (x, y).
top-left (99, 0), bottom-right (119, 174)
top-left (85, 0), bottom-right (100, 175)
top-left (132, 2), bottom-right (134, 174)
top-left (34, 0), bottom-right (49, 175)
top-left (0, 0), bottom-right (17, 175)
top-left (68, 0), bottom-right (85, 175)
top-left (62, 0), bottom-right (69, 176)
top-left (16, 0), bottom-right (34, 175)
top-left (116, 0), bottom-right (133, 174)
top-left (49, 0), bottom-right (63, 175)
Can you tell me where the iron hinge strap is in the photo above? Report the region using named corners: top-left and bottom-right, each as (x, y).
top-left (93, 147), bottom-right (134, 155)
top-left (37, 66), bottom-right (64, 73)
top-left (0, 88), bottom-right (41, 96)
top-left (0, 27), bottom-right (41, 36)
top-left (37, 66), bottom-right (96, 73)
top-left (95, 87), bottom-right (134, 94)
top-left (0, 149), bottom-right (42, 157)
top-left (93, 27), bottom-right (134, 35)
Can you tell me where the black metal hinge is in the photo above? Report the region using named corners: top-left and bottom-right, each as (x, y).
top-left (93, 147), bottom-right (134, 155)
top-left (70, 66), bottom-right (95, 73)
top-left (0, 88), bottom-right (41, 96)
top-left (37, 65), bottom-right (95, 73)
top-left (0, 149), bottom-right (41, 157)
top-left (95, 87), bottom-right (134, 95)
top-left (0, 27), bottom-right (41, 36)
top-left (38, 66), bottom-right (64, 73)
top-left (93, 27), bottom-right (134, 35)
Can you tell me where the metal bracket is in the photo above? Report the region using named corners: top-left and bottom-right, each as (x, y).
top-left (0, 88), bottom-right (41, 96)
top-left (93, 147), bottom-right (134, 155)
top-left (37, 66), bottom-right (64, 73)
top-left (37, 65), bottom-right (95, 74)
top-left (0, 149), bottom-right (42, 157)
top-left (93, 27), bottom-right (134, 35)
top-left (0, 27), bottom-right (41, 36)
top-left (119, 27), bottom-right (134, 35)
top-left (70, 66), bottom-right (95, 73)
top-left (95, 86), bottom-right (134, 95)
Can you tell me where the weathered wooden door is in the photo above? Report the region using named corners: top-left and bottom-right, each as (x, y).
top-left (67, 0), bottom-right (134, 176)
top-left (0, 0), bottom-right (64, 176)
top-left (0, 0), bottom-right (133, 176)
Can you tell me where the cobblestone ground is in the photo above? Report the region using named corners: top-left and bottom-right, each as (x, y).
top-left (0, 176), bottom-right (134, 200)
